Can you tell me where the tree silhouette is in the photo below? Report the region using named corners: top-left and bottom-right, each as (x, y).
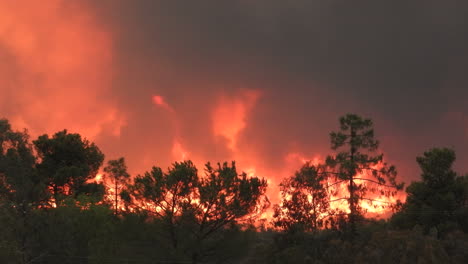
top-left (2, 115), bottom-right (468, 263)
top-left (124, 160), bottom-right (267, 264)
top-left (125, 161), bottom-right (199, 250)
top-left (103, 157), bottom-right (130, 214)
top-left (0, 119), bottom-right (46, 206)
top-left (34, 130), bottom-right (104, 205)
top-left (392, 148), bottom-right (468, 234)
top-left (325, 114), bottom-right (403, 236)
top-left (273, 162), bottom-right (332, 232)
top-left (0, 119), bottom-right (48, 263)
top-left (191, 162), bottom-right (267, 263)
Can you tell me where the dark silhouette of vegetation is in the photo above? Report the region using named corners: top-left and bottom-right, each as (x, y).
top-left (123, 161), bottom-right (267, 264)
top-left (392, 148), bottom-right (468, 235)
top-left (34, 130), bottom-right (104, 205)
top-left (0, 119), bottom-right (47, 263)
top-left (0, 116), bottom-right (467, 264)
top-left (274, 114), bottom-right (404, 239)
top-left (273, 162), bottom-right (333, 232)
top-left (324, 114), bottom-right (404, 237)
top-left (103, 157), bottom-right (130, 214)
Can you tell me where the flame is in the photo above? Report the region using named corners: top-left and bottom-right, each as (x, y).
top-left (94, 173), bottom-right (103, 183)
top-left (325, 161), bottom-right (406, 218)
top-left (152, 94), bottom-right (190, 162)
top-left (0, 1), bottom-right (408, 227)
top-left (276, 153), bottom-right (405, 222)
top-left (212, 90), bottom-right (261, 151)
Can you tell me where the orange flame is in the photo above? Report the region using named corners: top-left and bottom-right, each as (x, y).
top-left (212, 90), bottom-right (261, 151)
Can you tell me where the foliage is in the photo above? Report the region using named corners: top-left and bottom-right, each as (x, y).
top-left (250, 223), bottom-right (468, 264)
top-left (103, 157), bottom-right (130, 214)
top-left (34, 130), bottom-right (105, 205)
top-left (0, 119), bottom-right (46, 205)
top-left (392, 148), bottom-right (468, 235)
top-left (124, 160), bottom-right (267, 263)
top-left (0, 117), bottom-right (467, 263)
top-left (0, 119), bottom-right (47, 263)
top-left (273, 162), bottom-right (333, 232)
top-left (273, 114), bottom-right (404, 238)
top-left (190, 162), bottom-right (268, 262)
top-left (325, 114), bottom-right (404, 235)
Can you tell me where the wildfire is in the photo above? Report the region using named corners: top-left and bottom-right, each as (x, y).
top-left (275, 153), bottom-right (405, 225)
top-left (1, 0), bottom-right (410, 231)
top-left (147, 91), bottom-right (404, 224)
top-left (325, 161), bottom-right (405, 218)
top-left (94, 173), bottom-right (103, 183)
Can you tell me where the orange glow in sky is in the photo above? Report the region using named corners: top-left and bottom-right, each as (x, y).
top-left (0, 1), bottom-right (406, 223)
top-left (0, 0), bottom-right (125, 140)
top-left (212, 90), bottom-right (261, 151)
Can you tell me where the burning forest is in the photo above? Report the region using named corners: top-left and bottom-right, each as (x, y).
top-left (1, 0), bottom-right (468, 263)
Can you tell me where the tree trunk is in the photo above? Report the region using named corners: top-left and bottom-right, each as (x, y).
top-left (349, 128), bottom-right (357, 238)
top-left (20, 203), bottom-right (30, 264)
top-left (115, 180), bottom-right (118, 214)
top-left (349, 174), bottom-right (356, 237)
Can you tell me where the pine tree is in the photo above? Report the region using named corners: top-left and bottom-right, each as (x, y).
top-left (103, 157), bottom-right (130, 214)
top-left (325, 114), bottom-right (403, 236)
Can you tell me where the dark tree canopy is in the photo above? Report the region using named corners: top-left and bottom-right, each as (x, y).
top-left (417, 148), bottom-right (457, 188)
top-left (273, 162), bottom-right (331, 232)
top-left (197, 161), bottom-right (268, 230)
top-left (0, 120), bottom-right (47, 264)
top-left (126, 160), bottom-right (198, 217)
top-left (124, 160), bottom-right (267, 263)
top-left (392, 148), bottom-right (468, 234)
top-left (0, 119), bottom-right (45, 206)
top-left (1, 116), bottom-right (468, 264)
top-left (34, 130), bottom-right (105, 204)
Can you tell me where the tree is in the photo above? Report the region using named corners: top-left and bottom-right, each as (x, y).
top-left (34, 130), bottom-right (105, 205)
top-left (103, 157), bottom-right (130, 214)
top-left (35, 200), bottom-right (114, 264)
top-left (325, 114), bottom-right (403, 236)
top-left (273, 162), bottom-right (332, 232)
top-left (392, 148), bottom-right (468, 234)
top-left (124, 160), bottom-right (267, 264)
top-left (192, 162), bottom-right (267, 263)
top-left (0, 119), bottom-right (47, 263)
top-left (0, 119), bottom-right (46, 206)
top-left (125, 161), bottom-right (199, 250)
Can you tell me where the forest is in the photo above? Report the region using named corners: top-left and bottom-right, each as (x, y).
top-left (0, 114), bottom-right (467, 264)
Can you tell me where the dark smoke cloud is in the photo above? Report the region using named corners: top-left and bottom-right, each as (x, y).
top-left (89, 0), bottom-right (468, 180)
top-left (2, 0), bottom-right (468, 186)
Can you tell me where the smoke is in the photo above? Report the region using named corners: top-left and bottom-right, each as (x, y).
top-left (0, 1), bottom-right (126, 139)
top-left (1, 0), bottom-right (468, 209)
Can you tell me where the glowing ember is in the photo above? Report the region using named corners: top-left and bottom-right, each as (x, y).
top-left (94, 173), bottom-right (103, 183)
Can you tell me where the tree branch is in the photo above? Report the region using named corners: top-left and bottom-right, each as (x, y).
top-left (352, 177), bottom-right (398, 188)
